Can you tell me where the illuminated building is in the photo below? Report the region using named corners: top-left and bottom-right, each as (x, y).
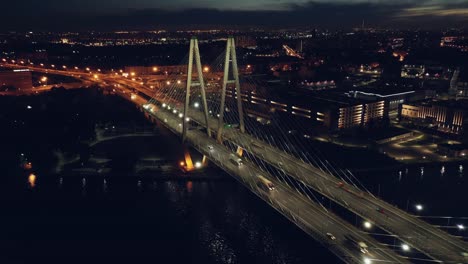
top-left (233, 88), bottom-right (386, 131)
top-left (400, 100), bottom-right (468, 135)
top-left (348, 89), bottom-right (436, 118)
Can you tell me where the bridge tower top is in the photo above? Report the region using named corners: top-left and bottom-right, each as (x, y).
top-left (182, 37), bottom-right (211, 141)
top-left (217, 36), bottom-right (245, 143)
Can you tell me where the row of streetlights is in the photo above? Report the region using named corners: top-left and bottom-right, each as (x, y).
top-left (361, 203), bottom-right (465, 257)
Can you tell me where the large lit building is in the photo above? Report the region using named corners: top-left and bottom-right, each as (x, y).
top-left (348, 88), bottom-right (436, 118)
top-left (231, 88), bottom-right (386, 131)
top-left (400, 100), bottom-right (468, 135)
top-left (0, 69), bottom-right (33, 91)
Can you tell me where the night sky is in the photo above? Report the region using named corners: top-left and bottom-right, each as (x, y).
top-left (1, 0), bottom-right (468, 30)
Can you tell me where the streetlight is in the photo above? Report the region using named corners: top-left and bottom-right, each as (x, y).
top-left (194, 102), bottom-right (200, 108)
top-left (363, 257), bottom-right (372, 264)
top-left (195, 162), bottom-right (202, 169)
top-left (415, 204), bottom-right (423, 211)
top-left (363, 221), bottom-right (372, 229)
top-left (401, 244), bottom-right (410, 252)
top-left (457, 224), bottom-right (465, 230)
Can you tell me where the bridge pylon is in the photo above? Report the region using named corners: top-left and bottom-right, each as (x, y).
top-left (217, 37), bottom-right (245, 143)
top-left (183, 37), bottom-right (212, 142)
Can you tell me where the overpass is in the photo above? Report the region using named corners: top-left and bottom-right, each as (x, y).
top-left (2, 37), bottom-right (468, 264)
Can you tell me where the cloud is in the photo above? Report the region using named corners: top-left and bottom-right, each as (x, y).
top-left (398, 5), bottom-right (468, 18)
top-left (0, 0), bottom-right (467, 31)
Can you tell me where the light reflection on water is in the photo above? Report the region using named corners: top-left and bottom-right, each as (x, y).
top-left (28, 173), bottom-right (36, 188)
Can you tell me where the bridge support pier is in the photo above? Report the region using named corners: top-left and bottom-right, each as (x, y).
top-left (183, 148), bottom-right (194, 171)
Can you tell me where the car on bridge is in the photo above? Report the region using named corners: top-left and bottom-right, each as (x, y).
top-left (344, 235), bottom-right (369, 254)
top-left (376, 206), bottom-right (387, 216)
top-left (256, 174), bottom-right (275, 192)
top-left (326, 232), bottom-right (336, 240)
top-left (229, 154), bottom-right (243, 167)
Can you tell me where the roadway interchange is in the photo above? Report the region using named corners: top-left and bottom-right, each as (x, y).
top-left (4, 64), bottom-right (468, 263)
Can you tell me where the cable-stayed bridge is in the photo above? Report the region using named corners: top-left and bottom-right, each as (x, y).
top-left (2, 37), bottom-right (467, 264)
